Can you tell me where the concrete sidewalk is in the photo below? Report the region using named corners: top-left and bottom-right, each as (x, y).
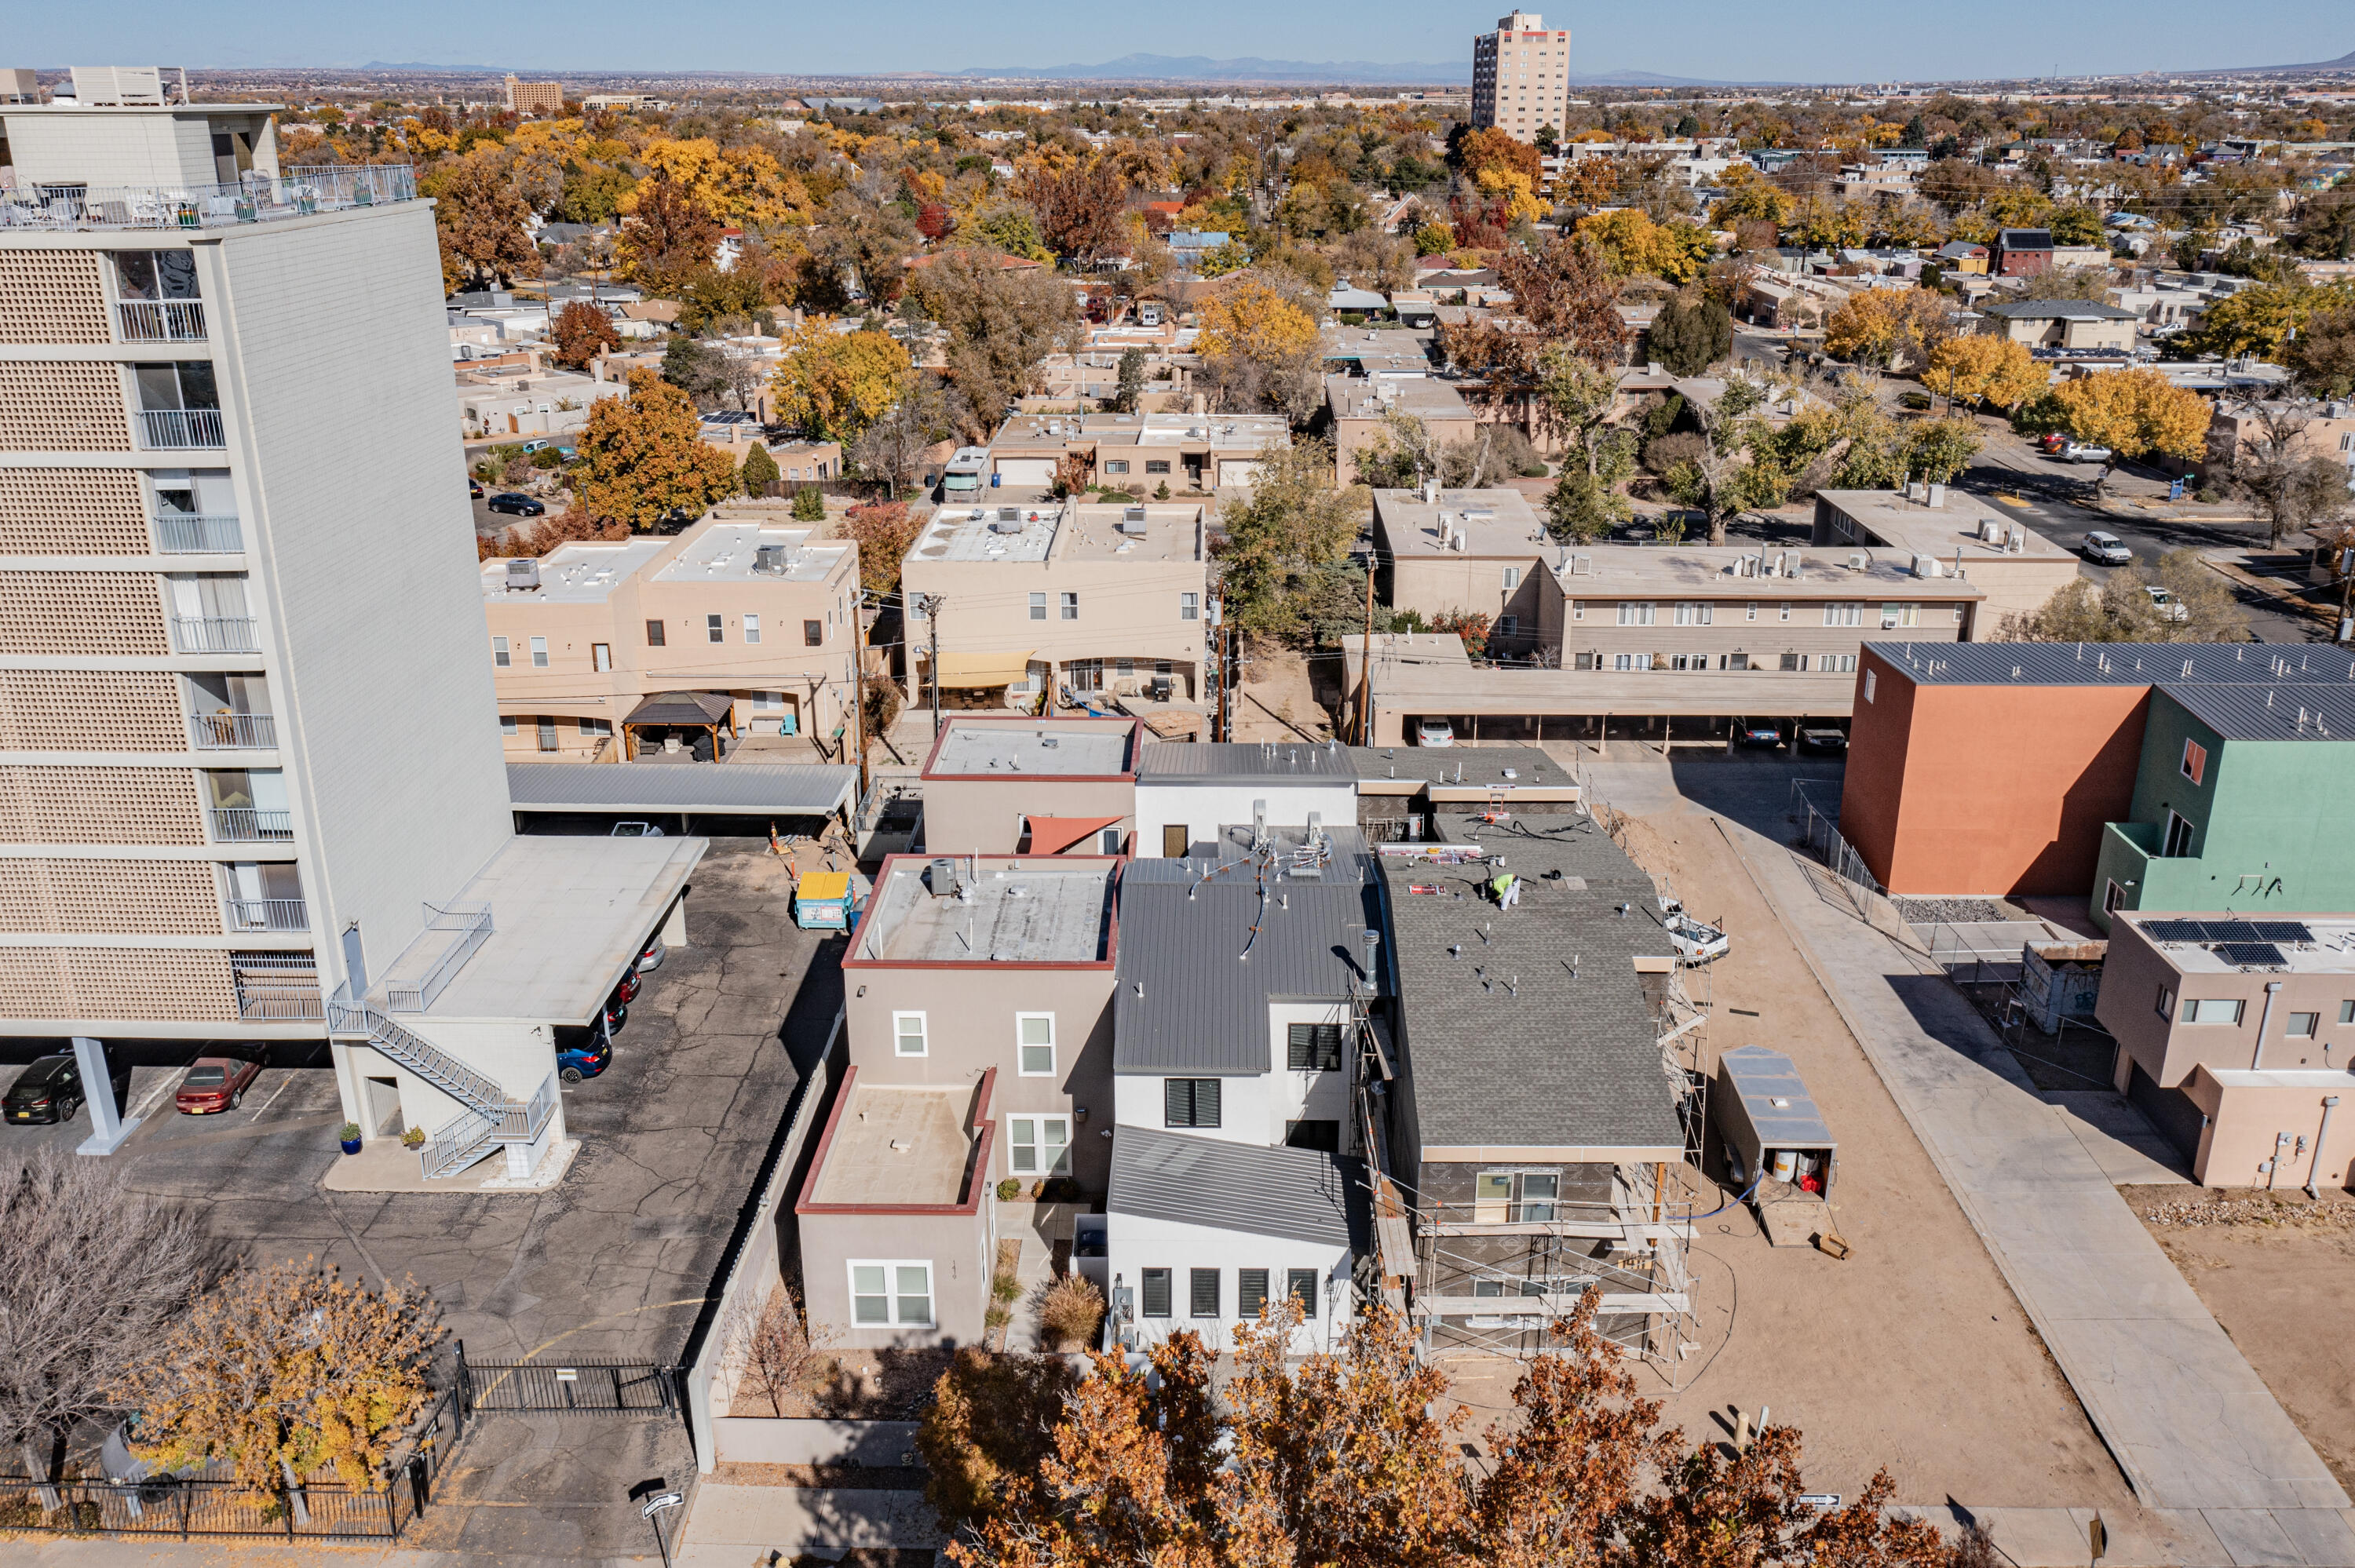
top-left (674, 1482), bottom-right (942, 1565)
top-left (1714, 815), bottom-right (2347, 1515)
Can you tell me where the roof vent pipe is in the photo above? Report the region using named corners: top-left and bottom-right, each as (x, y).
top-left (2251, 979), bottom-right (2284, 1070)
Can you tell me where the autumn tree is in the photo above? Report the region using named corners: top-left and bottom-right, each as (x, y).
top-left (842, 501), bottom-right (928, 596)
top-left (2049, 366), bottom-right (2212, 491)
top-left (0, 1154), bottom-right (205, 1499)
top-left (1020, 159), bottom-right (1132, 264)
top-left (550, 300), bottom-right (621, 370)
top-left (1824, 288), bottom-right (1952, 371)
top-left (720, 1285), bottom-right (832, 1418)
top-left (2286, 303), bottom-right (2355, 397)
top-left (1574, 209), bottom-right (1714, 283)
top-left (425, 148), bottom-right (536, 294)
top-left (907, 249), bottom-right (1087, 441)
top-left (1903, 417), bottom-right (1984, 483)
top-left (1216, 439), bottom-right (1364, 640)
top-left (1664, 375), bottom-right (1780, 545)
top-left (618, 173), bottom-right (724, 294)
top-left (1196, 278), bottom-right (1323, 420)
top-left (768, 320), bottom-right (915, 444)
top-left (115, 1259), bottom-right (442, 1506)
top-left (1922, 334), bottom-right (2047, 414)
top-left (1497, 234), bottom-right (1628, 363)
top-left (575, 369), bottom-right (741, 529)
top-left (2221, 392), bottom-right (2355, 545)
top-left (852, 372), bottom-right (951, 497)
top-left (1999, 548), bottom-right (2246, 643)
top-left (916, 1347), bottom-right (1080, 1537)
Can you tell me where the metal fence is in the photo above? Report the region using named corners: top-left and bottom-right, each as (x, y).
top-left (1790, 780), bottom-right (1886, 912)
top-left (455, 1341), bottom-right (681, 1418)
top-left (153, 513), bottom-right (242, 554)
top-left (0, 165), bottom-right (418, 232)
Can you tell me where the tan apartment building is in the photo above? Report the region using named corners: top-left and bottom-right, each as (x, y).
top-left (1330, 379), bottom-right (1478, 486)
top-left (481, 515), bottom-right (861, 761)
top-left (1811, 487), bottom-right (2082, 633)
top-left (504, 75), bottom-right (566, 115)
top-left (2097, 911), bottom-right (2355, 1189)
top-left (1371, 488), bottom-right (1560, 661)
top-left (980, 410), bottom-right (1290, 495)
top-left (917, 717), bottom-right (1141, 858)
top-left (1471, 10), bottom-right (1573, 144)
top-left (1975, 298), bottom-right (2139, 352)
top-left (2206, 399), bottom-right (2355, 483)
top-left (903, 499), bottom-right (1210, 713)
top-left (799, 851), bottom-right (1121, 1347)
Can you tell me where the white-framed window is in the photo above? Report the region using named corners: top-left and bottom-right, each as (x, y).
top-left (1779, 602), bottom-right (1791, 622)
top-left (498, 714), bottom-right (518, 735)
top-left (706, 613), bottom-right (725, 644)
top-left (1745, 602), bottom-right (1758, 621)
top-left (1673, 601), bottom-right (1712, 625)
top-left (1824, 602), bottom-right (1862, 627)
top-left (1180, 592), bottom-right (1199, 621)
top-left (592, 642), bottom-right (612, 671)
top-left (581, 717), bottom-right (612, 738)
top-left (1502, 566), bottom-right (1521, 590)
top-left (1827, 653), bottom-right (1857, 673)
top-left (2181, 738), bottom-right (2207, 786)
top-left (492, 636), bottom-right (511, 668)
top-left (2287, 1011), bottom-right (2320, 1038)
top-left (1864, 669), bottom-right (1877, 702)
top-left (1016, 1012), bottom-right (1055, 1075)
top-left (1030, 592), bottom-right (1047, 621)
top-left (744, 614), bottom-right (761, 644)
top-left (528, 636), bottom-right (548, 668)
top-left (1571, 600), bottom-right (1584, 621)
top-left (1104, 458), bottom-right (1130, 474)
top-left (849, 1260), bottom-right (933, 1327)
top-left (893, 1012), bottom-right (927, 1056)
top-left (1616, 601), bottom-right (1655, 626)
top-left (1612, 652), bottom-right (1642, 671)
top-left (1060, 592), bottom-right (1078, 620)
top-left (1008, 1114), bottom-right (1071, 1175)
top-left (1880, 602), bottom-right (1919, 629)
top-left (2182, 997), bottom-right (2244, 1025)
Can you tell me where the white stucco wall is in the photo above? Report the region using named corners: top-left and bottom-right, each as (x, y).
top-left (1114, 1003), bottom-right (1349, 1146)
top-left (1104, 1209), bottom-right (1351, 1354)
top-left (1132, 780), bottom-right (1359, 856)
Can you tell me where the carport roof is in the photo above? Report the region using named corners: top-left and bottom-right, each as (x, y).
top-left (506, 762), bottom-right (856, 817)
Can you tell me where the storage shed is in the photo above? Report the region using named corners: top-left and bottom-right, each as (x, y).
top-left (1714, 1045), bottom-right (1836, 1198)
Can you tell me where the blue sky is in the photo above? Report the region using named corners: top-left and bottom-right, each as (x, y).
top-left (10, 2), bottom-right (2342, 82)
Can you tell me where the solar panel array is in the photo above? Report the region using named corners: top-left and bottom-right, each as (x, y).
top-left (2142, 918), bottom-right (2314, 946)
top-left (2214, 942), bottom-right (2288, 969)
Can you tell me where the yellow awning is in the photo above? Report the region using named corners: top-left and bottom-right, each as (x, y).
top-left (926, 650), bottom-right (1036, 689)
top-left (797, 872), bottom-right (852, 903)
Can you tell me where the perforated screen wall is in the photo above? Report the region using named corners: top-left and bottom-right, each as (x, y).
top-left (0, 469), bottom-right (149, 553)
top-left (0, 361), bottom-right (132, 450)
top-left (0, 765), bottom-right (204, 844)
top-left (0, 252), bottom-right (112, 345)
top-left (0, 671), bottom-right (183, 750)
top-left (0, 857), bottom-right (224, 934)
top-left (0, 571), bottom-right (169, 655)
top-left (0, 946), bottom-right (239, 1023)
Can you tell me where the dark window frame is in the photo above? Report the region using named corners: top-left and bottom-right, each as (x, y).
top-left (1164, 1077), bottom-right (1221, 1128)
top-left (1141, 1268), bottom-right (1172, 1318)
top-left (645, 619), bottom-right (666, 647)
top-left (804, 618), bottom-right (823, 647)
top-left (1189, 1267), bottom-right (1220, 1318)
top-left (1286, 1268), bottom-right (1317, 1316)
top-left (1238, 1268), bottom-right (1269, 1319)
top-left (1287, 1022), bottom-right (1343, 1071)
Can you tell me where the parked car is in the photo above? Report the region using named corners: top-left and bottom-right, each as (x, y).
top-left (1415, 718), bottom-right (1455, 748)
top-left (611, 821), bottom-right (665, 838)
top-left (1736, 719), bottom-right (1784, 748)
top-left (487, 493), bottom-right (545, 516)
top-left (2081, 531), bottom-right (2133, 566)
top-left (2039, 432), bottom-right (2068, 454)
top-left (468, 477), bottom-right (484, 499)
top-left (521, 438), bottom-right (553, 454)
top-left (2061, 441), bottom-right (2113, 464)
top-left (4, 1055), bottom-right (130, 1125)
top-left (602, 1000), bottom-right (628, 1037)
top-left (556, 1034), bottom-right (612, 1085)
top-left (1796, 727), bottom-right (1849, 754)
top-left (2146, 585), bottom-right (2189, 622)
top-left (174, 1056), bottom-right (262, 1114)
top-left (611, 968), bottom-right (641, 1006)
top-left (633, 933), bottom-right (665, 974)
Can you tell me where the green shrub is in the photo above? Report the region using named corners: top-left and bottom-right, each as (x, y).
top-left (791, 485), bottom-right (825, 521)
top-left (995, 1176), bottom-right (1021, 1201)
top-left (1520, 462), bottom-right (1549, 477)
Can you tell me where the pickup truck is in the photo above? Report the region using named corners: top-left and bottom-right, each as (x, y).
top-left (1659, 897), bottom-right (1730, 965)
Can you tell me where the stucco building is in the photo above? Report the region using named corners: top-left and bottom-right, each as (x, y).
top-left (1470, 10), bottom-right (1573, 145)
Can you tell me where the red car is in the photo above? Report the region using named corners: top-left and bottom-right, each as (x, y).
top-left (174, 1056), bottom-right (261, 1114)
top-left (611, 968), bottom-right (641, 1006)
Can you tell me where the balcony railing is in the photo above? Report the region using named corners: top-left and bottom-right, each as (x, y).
top-left (188, 712), bottom-right (276, 749)
top-left (116, 299), bottom-right (206, 341)
top-left (137, 408), bottom-right (224, 449)
top-left (232, 952), bottom-right (323, 1020)
top-left (152, 513), bottom-right (242, 553)
top-left (210, 806), bottom-right (293, 841)
top-left (170, 614), bottom-right (257, 654)
top-left (0, 165), bottom-right (418, 232)
top-left (383, 902), bottom-right (495, 1015)
top-left (225, 896), bottom-right (308, 932)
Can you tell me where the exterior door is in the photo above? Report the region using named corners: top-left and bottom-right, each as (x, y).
top-left (1163, 824), bottom-right (1188, 858)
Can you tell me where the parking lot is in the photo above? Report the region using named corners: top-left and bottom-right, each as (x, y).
top-left (0, 837), bottom-right (840, 1557)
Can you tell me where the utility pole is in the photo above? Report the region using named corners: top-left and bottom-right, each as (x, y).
top-left (920, 593), bottom-right (944, 738)
top-left (1209, 580), bottom-right (1227, 744)
top-left (2339, 545), bottom-right (2353, 645)
top-left (851, 587), bottom-right (871, 797)
top-left (1356, 549), bottom-right (1376, 745)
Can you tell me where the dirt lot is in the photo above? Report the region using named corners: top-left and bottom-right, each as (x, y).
top-left (1442, 754), bottom-right (2133, 1509)
top-left (2127, 1187), bottom-right (2355, 1493)
top-left (1232, 646), bottom-right (1332, 742)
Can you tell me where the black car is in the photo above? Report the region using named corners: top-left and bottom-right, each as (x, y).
top-left (5, 1055), bottom-right (131, 1125)
top-left (487, 493), bottom-right (546, 517)
top-left (1797, 727), bottom-right (1849, 755)
top-left (468, 477), bottom-right (484, 499)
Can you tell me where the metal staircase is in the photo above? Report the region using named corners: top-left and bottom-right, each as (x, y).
top-left (327, 994), bottom-right (557, 1178)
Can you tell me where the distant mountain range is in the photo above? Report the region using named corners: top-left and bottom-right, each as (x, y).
top-left (2203, 46), bottom-right (2355, 75)
top-left (951, 53), bottom-right (1767, 86)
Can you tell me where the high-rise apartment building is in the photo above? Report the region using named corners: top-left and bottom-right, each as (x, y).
top-left (0, 78), bottom-right (696, 1180)
top-left (1470, 10), bottom-right (1573, 145)
top-left (504, 75), bottom-right (566, 116)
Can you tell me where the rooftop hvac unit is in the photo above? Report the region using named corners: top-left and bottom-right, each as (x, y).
top-left (2006, 527), bottom-right (2026, 553)
top-left (1847, 552), bottom-right (1868, 571)
top-left (754, 543), bottom-right (790, 574)
top-left (990, 507), bottom-right (1024, 534)
top-left (1979, 519), bottom-right (2005, 543)
top-left (925, 858), bottom-right (962, 899)
top-left (1463, 507), bottom-right (1496, 521)
top-left (1912, 553), bottom-right (1941, 578)
top-left (1119, 505), bottom-right (1148, 535)
top-left (505, 558), bottom-right (541, 591)
top-left (1925, 482), bottom-right (1946, 509)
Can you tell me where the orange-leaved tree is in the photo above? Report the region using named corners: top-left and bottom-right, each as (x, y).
top-left (2049, 366), bottom-right (2214, 492)
top-left (550, 299), bottom-right (621, 370)
top-left (575, 369), bottom-right (740, 530)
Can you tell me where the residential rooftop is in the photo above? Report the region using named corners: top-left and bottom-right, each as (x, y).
top-left (1137, 739), bottom-right (1360, 784)
top-left (1110, 1125), bottom-right (1365, 1248)
top-left (989, 410), bottom-right (1291, 451)
top-left (1979, 298), bottom-right (2141, 320)
top-left (853, 856), bottom-right (1115, 965)
top-left (1550, 543), bottom-right (1984, 597)
top-left (1326, 374), bottom-right (1469, 422)
top-left (651, 522), bottom-right (848, 584)
top-left (925, 718), bottom-right (1137, 778)
top-left (1343, 744), bottom-right (1571, 789)
top-left (2116, 913), bottom-right (2355, 976)
top-left (805, 1081), bottom-right (976, 1205)
top-left (1817, 488), bottom-right (2073, 562)
top-left (914, 502), bottom-right (1061, 563)
top-left (1056, 502), bottom-right (1207, 563)
top-left (480, 538), bottom-right (671, 603)
top-left (1373, 487), bottom-right (1549, 558)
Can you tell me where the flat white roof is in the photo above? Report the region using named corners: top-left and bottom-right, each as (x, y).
top-left (857, 859), bottom-right (1115, 965)
top-left (929, 719), bottom-right (1134, 776)
top-left (1375, 488), bottom-right (1547, 558)
top-left (914, 504), bottom-right (1060, 563)
top-left (482, 538), bottom-right (670, 604)
top-left (807, 1083), bottom-right (974, 1205)
top-left (652, 522), bottom-right (847, 584)
top-left (1057, 504), bottom-right (1203, 563)
top-left (1819, 490), bottom-right (2072, 563)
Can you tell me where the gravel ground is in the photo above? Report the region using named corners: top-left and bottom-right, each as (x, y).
top-left (1893, 896), bottom-right (2014, 924)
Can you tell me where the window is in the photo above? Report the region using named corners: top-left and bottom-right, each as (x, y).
top-left (1780, 652), bottom-right (1806, 672)
top-left (1141, 1268), bottom-right (1172, 1317)
top-left (1190, 1268), bottom-right (1220, 1318)
top-left (1476, 1170), bottom-right (1561, 1223)
top-left (1616, 601), bottom-right (1655, 625)
top-left (535, 717), bottom-right (557, 752)
top-left (581, 718), bottom-right (612, 739)
top-left (1165, 1078), bottom-right (1221, 1128)
top-left (1286, 1268), bottom-right (1317, 1316)
top-left (529, 636), bottom-right (548, 668)
top-left (1099, 826), bottom-right (1122, 854)
top-left (2156, 985), bottom-right (2175, 1019)
top-left (1745, 602), bottom-right (1758, 621)
top-left (1180, 592), bottom-right (1199, 621)
top-left (2181, 738), bottom-right (2207, 786)
top-left (893, 1012), bottom-right (926, 1056)
top-left (2182, 998), bottom-right (2246, 1025)
top-left (1723, 652), bottom-right (1750, 671)
top-left (1779, 602), bottom-right (1791, 621)
top-left (1238, 1268), bottom-right (1269, 1318)
top-left (2342, 1001), bottom-right (2355, 1025)
top-left (1061, 592), bottom-right (1079, 620)
top-left (1880, 602), bottom-right (1919, 629)
top-left (645, 619), bottom-right (666, 647)
top-left (1009, 1116), bottom-right (1071, 1175)
top-left (1028, 591), bottom-right (1048, 621)
top-left (592, 642), bottom-right (612, 672)
top-left (2162, 808), bottom-right (2195, 859)
top-left (1827, 653), bottom-right (1857, 673)
top-left (744, 614), bottom-right (761, 644)
top-left (2287, 1012), bottom-right (2320, 1039)
top-left (1502, 566), bottom-right (1521, 590)
top-left (1498, 614), bottom-right (1518, 637)
top-left (706, 614), bottom-right (725, 644)
top-left (1517, 1172), bottom-right (1558, 1222)
top-left (2105, 880), bottom-right (2127, 914)
top-left (1824, 603), bottom-right (1862, 626)
top-left (849, 1261), bottom-right (933, 1327)
top-left (498, 714), bottom-right (517, 735)
top-left (1017, 1013), bottom-right (1055, 1075)
top-left (492, 636), bottom-right (511, 668)
top-left (1146, 459), bottom-right (1171, 474)
top-left (803, 619), bottom-right (823, 647)
top-left (1288, 1023), bottom-right (1343, 1071)
top-left (1674, 601), bottom-right (1712, 625)
top-left (1571, 600), bottom-right (1585, 622)
top-left (1612, 652), bottom-right (1643, 672)
top-left (1104, 459), bottom-right (1130, 475)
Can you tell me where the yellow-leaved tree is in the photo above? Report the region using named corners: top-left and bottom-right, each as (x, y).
top-left (633, 137), bottom-right (812, 230)
top-left (2050, 366), bottom-right (2214, 491)
top-left (766, 320), bottom-right (915, 445)
top-left (1922, 333), bottom-right (2048, 413)
top-left (1572, 209), bottom-right (1715, 284)
top-left (1474, 165), bottom-right (1548, 224)
top-left (1822, 288), bottom-right (1953, 371)
top-left (1197, 279), bottom-right (1323, 418)
top-left (575, 369), bottom-right (742, 529)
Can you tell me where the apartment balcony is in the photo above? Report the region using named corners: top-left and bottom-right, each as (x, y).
top-left (137, 408), bottom-right (225, 450)
top-left (232, 951), bottom-right (323, 1021)
top-left (0, 165), bottom-right (418, 232)
top-left (188, 712), bottom-right (276, 749)
top-left (224, 896), bottom-right (308, 932)
top-left (210, 806), bottom-right (293, 841)
top-left (116, 300), bottom-right (206, 342)
top-left (152, 513), bottom-right (242, 553)
top-left (170, 614), bottom-right (257, 654)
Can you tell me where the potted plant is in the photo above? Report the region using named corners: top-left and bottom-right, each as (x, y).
top-left (338, 1122), bottom-right (363, 1155)
top-left (401, 1126), bottom-right (426, 1150)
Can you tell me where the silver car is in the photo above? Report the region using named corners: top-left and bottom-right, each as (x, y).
top-left (2081, 531), bottom-right (2132, 566)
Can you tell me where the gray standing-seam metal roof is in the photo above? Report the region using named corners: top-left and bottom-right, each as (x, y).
top-left (1138, 740), bottom-right (1360, 784)
top-left (1868, 640), bottom-right (2347, 687)
top-left (506, 762), bottom-right (857, 816)
top-left (1116, 844), bottom-right (1381, 1074)
top-left (1109, 1125), bottom-right (1367, 1249)
top-left (1386, 813), bottom-right (1684, 1154)
top-left (2161, 683), bottom-right (2355, 742)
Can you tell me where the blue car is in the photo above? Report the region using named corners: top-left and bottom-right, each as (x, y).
top-left (557, 1035), bottom-right (612, 1085)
